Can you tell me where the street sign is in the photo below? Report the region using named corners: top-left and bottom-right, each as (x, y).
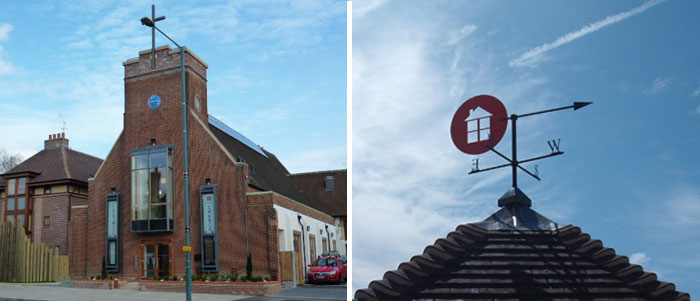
top-left (450, 95), bottom-right (508, 155)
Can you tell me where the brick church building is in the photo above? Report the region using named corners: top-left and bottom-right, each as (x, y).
top-left (70, 46), bottom-right (342, 281)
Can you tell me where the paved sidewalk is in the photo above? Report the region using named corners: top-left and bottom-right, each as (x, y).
top-left (0, 282), bottom-right (250, 301)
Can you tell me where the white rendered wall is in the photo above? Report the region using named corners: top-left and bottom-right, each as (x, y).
top-left (274, 204), bottom-right (346, 267)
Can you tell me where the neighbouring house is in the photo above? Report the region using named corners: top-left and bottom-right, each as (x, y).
top-left (289, 169), bottom-right (347, 255)
top-left (354, 189), bottom-right (690, 300)
top-left (0, 133), bottom-right (103, 255)
top-left (70, 46), bottom-right (342, 289)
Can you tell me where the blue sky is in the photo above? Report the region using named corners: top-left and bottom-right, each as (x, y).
top-left (353, 0), bottom-right (700, 296)
top-left (0, 0), bottom-right (346, 174)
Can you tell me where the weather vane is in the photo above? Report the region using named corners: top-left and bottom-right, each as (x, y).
top-left (450, 95), bottom-right (591, 207)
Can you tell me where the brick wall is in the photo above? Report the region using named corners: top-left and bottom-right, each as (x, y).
top-left (138, 280), bottom-right (283, 296)
top-left (69, 205), bottom-right (88, 278)
top-left (248, 192), bottom-right (335, 224)
top-left (31, 193), bottom-right (83, 255)
top-left (245, 193), bottom-right (279, 278)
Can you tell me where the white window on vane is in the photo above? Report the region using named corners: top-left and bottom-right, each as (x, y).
top-left (465, 106), bottom-right (492, 144)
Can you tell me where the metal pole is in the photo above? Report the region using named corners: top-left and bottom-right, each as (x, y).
top-left (151, 5), bottom-right (156, 70)
top-left (180, 46), bottom-right (192, 301)
top-left (511, 114), bottom-right (517, 189)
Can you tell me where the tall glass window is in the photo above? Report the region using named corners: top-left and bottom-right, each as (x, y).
top-left (131, 146), bottom-right (174, 232)
top-left (7, 198), bottom-right (15, 211)
top-left (17, 178), bottom-right (26, 194)
top-left (7, 179), bottom-right (15, 195)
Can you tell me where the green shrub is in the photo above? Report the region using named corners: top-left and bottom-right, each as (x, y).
top-left (108, 275), bottom-right (114, 280)
top-left (172, 275), bottom-right (179, 281)
top-left (264, 276), bottom-right (269, 281)
top-left (240, 275), bottom-right (248, 282)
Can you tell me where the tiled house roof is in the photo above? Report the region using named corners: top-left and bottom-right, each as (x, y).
top-left (208, 122), bottom-right (310, 205)
top-left (1, 147), bottom-right (103, 184)
top-left (355, 205), bottom-right (690, 301)
top-left (289, 169), bottom-right (347, 217)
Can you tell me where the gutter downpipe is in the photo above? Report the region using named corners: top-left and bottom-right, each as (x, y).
top-left (325, 225), bottom-right (331, 251)
top-left (297, 215), bottom-right (307, 278)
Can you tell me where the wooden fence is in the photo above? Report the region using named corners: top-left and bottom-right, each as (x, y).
top-left (279, 251), bottom-right (304, 285)
top-left (0, 220), bottom-right (70, 282)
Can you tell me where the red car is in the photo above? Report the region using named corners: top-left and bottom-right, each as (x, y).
top-left (306, 256), bottom-right (347, 284)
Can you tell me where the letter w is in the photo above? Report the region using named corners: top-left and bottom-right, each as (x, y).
top-left (547, 139), bottom-right (561, 153)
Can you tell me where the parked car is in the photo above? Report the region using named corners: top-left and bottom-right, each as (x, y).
top-left (307, 256), bottom-right (347, 284)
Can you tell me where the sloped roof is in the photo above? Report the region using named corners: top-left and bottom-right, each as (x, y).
top-left (1, 147), bottom-right (103, 185)
top-left (355, 205), bottom-right (690, 301)
top-left (208, 122), bottom-right (310, 205)
top-left (289, 169), bottom-right (347, 217)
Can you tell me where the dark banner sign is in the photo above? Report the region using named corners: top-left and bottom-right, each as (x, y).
top-left (200, 185), bottom-right (219, 272)
top-left (106, 193), bottom-right (120, 273)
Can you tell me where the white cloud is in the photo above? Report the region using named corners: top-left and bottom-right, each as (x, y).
top-left (281, 145), bottom-right (346, 174)
top-left (644, 77), bottom-right (670, 95)
top-left (0, 46), bottom-right (16, 76)
top-left (447, 25), bottom-right (476, 45)
top-left (352, 3), bottom-right (567, 292)
top-left (692, 86), bottom-right (700, 97)
top-left (629, 252), bottom-right (651, 266)
top-left (0, 23), bottom-right (12, 41)
top-left (353, 0), bottom-right (386, 19)
top-left (509, 0), bottom-right (666, 67)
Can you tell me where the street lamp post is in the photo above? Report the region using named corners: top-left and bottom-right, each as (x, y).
top-left (140, 13), bottom-right (193, 301)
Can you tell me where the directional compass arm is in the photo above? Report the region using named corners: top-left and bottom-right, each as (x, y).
top-left (485, 145), bottom-right (513, 163)
top-left (517, 165), bottom-right (540, 181)
top-left (519, 151), bottom-right (564, 164)
top-left (469, 163), bottom-right (511, 174)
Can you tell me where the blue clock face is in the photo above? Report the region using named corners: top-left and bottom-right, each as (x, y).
top-left (148, 95), bottom-right (162, 110)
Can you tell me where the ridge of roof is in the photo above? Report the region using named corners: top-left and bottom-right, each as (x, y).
top-left (63, 147), bottom-right (105, 162)
top-left (354, 212), bottom-right (690, 301)
top-left (290, 169), bottom-right (347, 176)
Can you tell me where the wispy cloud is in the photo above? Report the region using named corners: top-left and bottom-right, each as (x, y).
top-left (0, 46), bottom-right (15, 76)
top-left (644, 77), bottom-right (670, 95)
top-left (353, 0), bottom-right (386, 19)
top-left (630, 252), bottom-right (651, 266)
top-left (0, 23), bottom-right (15, 76)
top-left (692, 86), bottom-right (700, 97)
top-left (509, 0), bottom-right (666, 67)
top-left (352, 2), bottom-right (564, 292)
top-left (447, 25), bottom-right (476, 45)
top-left (0, 23), bottom-right (12, 41)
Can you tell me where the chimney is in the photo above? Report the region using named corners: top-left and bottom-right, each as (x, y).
top-left (325, 176), bottom-right (334, 192)
top-left (44, 132), bottom-right (69, 149)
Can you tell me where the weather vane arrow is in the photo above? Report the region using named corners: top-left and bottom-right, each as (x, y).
top-left (451, 95), bottom-right (592, 207)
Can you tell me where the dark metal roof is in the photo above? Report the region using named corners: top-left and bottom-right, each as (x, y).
top-left (471, 204), bottom-right (567, 231)
top-left (207, 122), bottom-right (310, 205)
top-left (0, 147), bottom-right (103, 185)
top-left (289, 169), bottom-right (347, 217)
top-left (355, 205), bottom-right (690, 301)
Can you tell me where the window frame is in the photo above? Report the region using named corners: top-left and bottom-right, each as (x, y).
top-left (130, 145), bottom-right (175, 233)
top-left (4, 177), bottom-right (31, 233)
